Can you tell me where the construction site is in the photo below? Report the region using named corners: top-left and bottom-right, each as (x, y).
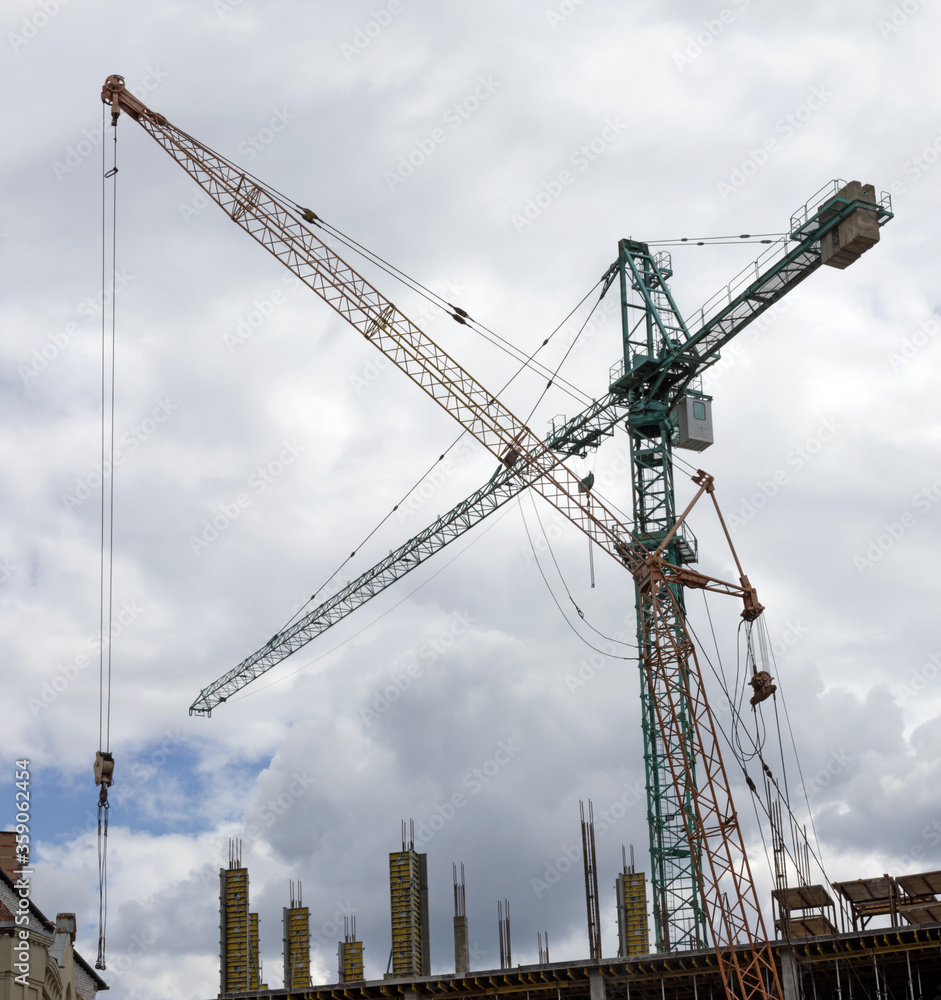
top-left (213, 824), bottom-right (941, 1000)
top-left (88, 74), bottom-right (939, 1000)
top-left (10, 66), bottom-right (938, 1000)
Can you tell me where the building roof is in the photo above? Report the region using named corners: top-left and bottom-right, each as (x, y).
top-left (0, 863), bottom-right (108, 991)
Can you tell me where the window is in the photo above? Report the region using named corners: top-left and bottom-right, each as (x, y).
top-left (692, 401), bottom-right (707, 421)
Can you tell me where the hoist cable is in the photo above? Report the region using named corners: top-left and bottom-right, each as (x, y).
top-left (162, 125), bottom-right (591, 406)
top-left (279, 274), bottom-right (610, 632)
top-left (522, 493), bottom-right (637, 652)
top-left (519, 500), bottom-right (635, 659)
top-left (685, 613), bottom-right (819, 887)
top-left (692, 602), bottom-right (835, 888)
top-left (226, 495), bottom-right (522, 704)
top-left (764, 629), bottom-right (828, 876)
top-left (96, 102), bottom-right (120, 973)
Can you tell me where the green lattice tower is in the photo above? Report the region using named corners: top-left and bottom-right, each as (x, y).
top-left (612, 240), bottom-right (708, 952)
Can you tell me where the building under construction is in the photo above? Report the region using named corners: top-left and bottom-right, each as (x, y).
top-left (215, 822), bottom-right (941, 1000)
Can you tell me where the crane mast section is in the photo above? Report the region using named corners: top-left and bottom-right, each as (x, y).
top-left (639, 569), bottom-right (780, 1000)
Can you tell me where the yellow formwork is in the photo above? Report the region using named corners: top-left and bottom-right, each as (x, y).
top-left (616, 871), bottom-right (650, 957)
top-left (220, 867), bottom-right (267, 994)
top-left (339, 939), bottom-right (364, 983)
top-left (249, 912), bottom-right (266, 990)
top-left (284, 906), bottom-right (311, 989)
top-left (389, 849), bottom-right (423, 978)
top-left (221, 867), bottom-right (250, 993)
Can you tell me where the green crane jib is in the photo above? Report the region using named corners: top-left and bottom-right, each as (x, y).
top-left (102, 70), bottom-right (891, 976)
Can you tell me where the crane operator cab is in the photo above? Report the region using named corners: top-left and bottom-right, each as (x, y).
top-left (674, 394), bottom-right (714, 451)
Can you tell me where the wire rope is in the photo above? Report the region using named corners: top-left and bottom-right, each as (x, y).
top-left (168, 123), bottom-right (594, 407)
top-left (96, 103), bottom-right (121, 973)
top-left (226, 492), bottom-right (522, 704)
top-left (278, 275), bottom-right (610, 634)
top-left (520, 494), bottom-right (636, 656)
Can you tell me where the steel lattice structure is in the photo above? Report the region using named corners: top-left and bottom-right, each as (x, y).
top-left (102, 73), bottom-right (893, 998)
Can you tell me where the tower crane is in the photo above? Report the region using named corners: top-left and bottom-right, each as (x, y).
top-left (185, 180), bottom-right (891, 951)
top-left (101, 74), bottom-right (892, 1000)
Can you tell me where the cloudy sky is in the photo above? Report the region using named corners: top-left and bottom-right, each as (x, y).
top-left (2, 2), bottom-right (940, 997)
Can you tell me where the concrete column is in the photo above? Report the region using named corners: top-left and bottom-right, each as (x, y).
top-left (780, 947), bottom-right (801, 1000)
top-left (454, 915), bottom-right (469, 974)
top-left (590, 970), bottom-right (606, 1000)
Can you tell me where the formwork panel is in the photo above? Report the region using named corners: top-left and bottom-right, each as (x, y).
top-left (339, 939), bottom-right (365, 982)
top-left (284, 906), bottom-right (311, 989)
top-left (389, 849), bottom-right (424, 978)
top-left (616, 871), bottom-right (650, 957)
